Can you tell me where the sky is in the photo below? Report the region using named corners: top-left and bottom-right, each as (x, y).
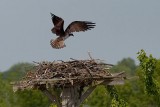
top-left (0, 0), bottom-right (160, 71)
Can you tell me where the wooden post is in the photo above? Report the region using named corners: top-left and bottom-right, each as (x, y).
top-left (61, 85), bottom-right (97, 107)
top-left (61, 86), bottom-right (80, 107)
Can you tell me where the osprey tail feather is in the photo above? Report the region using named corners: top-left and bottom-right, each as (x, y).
top-left (50, 39), bottom-right (66, 49)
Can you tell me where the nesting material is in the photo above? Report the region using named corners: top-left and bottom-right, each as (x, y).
top-left (12, 59), bottom-right (115, 92)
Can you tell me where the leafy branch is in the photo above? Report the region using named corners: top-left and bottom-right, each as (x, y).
top-left (137, 49), bottom-right (160, 105)
top-left (137, 49), bottom-right (159, 95)
top-left (106, 86), bottom-right (128, 107)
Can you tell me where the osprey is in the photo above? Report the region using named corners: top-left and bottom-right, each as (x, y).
top-left (50, 13), bottom-right (96, 49)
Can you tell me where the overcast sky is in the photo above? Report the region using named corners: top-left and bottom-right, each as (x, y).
top-left (0, 0), bottom-right (160, 71)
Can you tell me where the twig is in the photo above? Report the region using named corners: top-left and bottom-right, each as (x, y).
top-left (88, 51), bottom-right (93, 60)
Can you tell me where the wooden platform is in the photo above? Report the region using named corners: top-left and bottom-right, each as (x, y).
top-left (11, 59), bottom-right (126, 107)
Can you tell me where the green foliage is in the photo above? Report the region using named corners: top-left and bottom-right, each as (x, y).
top-left (0, 63), bottom-right (50, 107)
top-left (116, 79), bottom-right (157, 107)
top-left (2, 62), bottom-right (34, 81)
top-left (49, 104), bottom-right (57, 107)
top-left (137, 49), bottom-right (160, 106)
top-left (15, 90), bottom-right (50, 107)
top-left (137, 49), bottom-right (159, 95)
top-left (106, 86), bottom-right (128, 107)
top-left (0, 73), bottom-right (12, 107)
top-left (111, 58), bottom-right (137, 76)
top-left (85, 85), bottom-right (110, 107)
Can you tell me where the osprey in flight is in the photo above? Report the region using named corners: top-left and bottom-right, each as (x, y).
top-left (50, 13), bottom-right (96, 49)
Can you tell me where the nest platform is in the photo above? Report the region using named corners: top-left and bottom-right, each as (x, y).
top-left (11, 59), bottom-right (126, 107)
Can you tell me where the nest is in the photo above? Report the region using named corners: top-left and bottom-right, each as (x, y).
top-left (12, 59), bottom-right (114, 92)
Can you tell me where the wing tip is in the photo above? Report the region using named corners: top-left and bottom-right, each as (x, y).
top-left (50, 12), bottom-right (55, 18)
top-left (86, 21), bottom-right (96, 29)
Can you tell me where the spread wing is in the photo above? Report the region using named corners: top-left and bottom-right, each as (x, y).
top-left (65, 21), bottom-right (95, 35)
top-left (50, 13), bottom-right (64, 27)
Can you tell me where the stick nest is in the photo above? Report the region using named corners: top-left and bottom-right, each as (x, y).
top-left (12, 59), bottom-right (114, 91)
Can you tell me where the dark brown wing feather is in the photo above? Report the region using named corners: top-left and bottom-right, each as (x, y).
top-left (50, 13), bottom-right (64, 26)
top-left (50, 13), bottom-right (65, 36)
top-left (65, 21), bottom-right (95, 35)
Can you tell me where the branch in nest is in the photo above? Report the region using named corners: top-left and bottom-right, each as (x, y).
top-left (88, 51), bottom-right (93, 60)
